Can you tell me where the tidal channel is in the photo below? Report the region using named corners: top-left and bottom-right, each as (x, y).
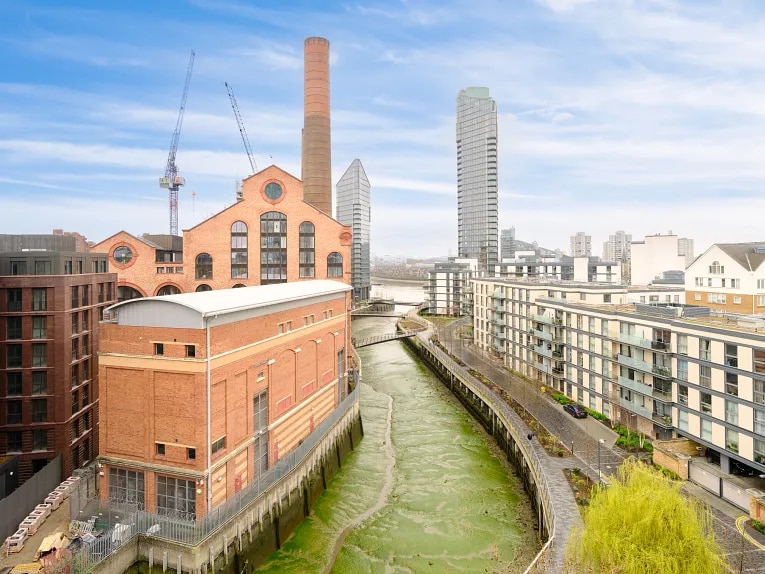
top-left (255, 315), bottom-right (539, 573)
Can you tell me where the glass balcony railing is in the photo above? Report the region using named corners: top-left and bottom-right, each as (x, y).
top-left (619, 397), bottom-right (653, 420)
top-left (532, 313), bottom-right (553, 325)
top-left (535, 344), bottom-right (553, 359)
top-left (617, 354), bottom-right (653, 373)
top-left (618, 375), bottom-right (654, 397)
top-left (652, 412), bottom-right (673, 427)
top-left (618, 332), bottom-right (653, 349)
top-left (535, 362), bottom-right (551, 375)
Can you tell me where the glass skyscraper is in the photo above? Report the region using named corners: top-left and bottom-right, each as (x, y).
top-left (457, 87), bottom-right (498, 271)
top-left (336, 159), bottom-right (371, 301)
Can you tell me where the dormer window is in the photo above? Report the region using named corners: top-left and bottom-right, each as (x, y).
top-left (709, 261), bottom-right (724, 274)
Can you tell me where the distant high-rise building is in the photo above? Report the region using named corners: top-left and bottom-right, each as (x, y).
top-left (336, 159), bottom-right (371, 301)
top-left (570, 232), bottom-right (591, 257)
top-left (500, 228), bottom-right (515, 260)
top-left (603, 230), bottom-right (632, 262)
top-left (457, 87), bottom-right (498, 272)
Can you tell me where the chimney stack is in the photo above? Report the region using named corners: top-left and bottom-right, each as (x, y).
top-left (302, 37), bottom-right (332, 215)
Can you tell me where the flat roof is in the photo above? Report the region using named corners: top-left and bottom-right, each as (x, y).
top-left (107, 280), bottom-right (350, 323)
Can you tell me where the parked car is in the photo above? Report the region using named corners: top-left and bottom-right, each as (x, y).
top-left (563, 404), bottom-right (588, 419)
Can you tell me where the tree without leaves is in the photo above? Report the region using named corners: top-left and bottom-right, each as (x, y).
top-left (566, 457), bottom-right (725, 574)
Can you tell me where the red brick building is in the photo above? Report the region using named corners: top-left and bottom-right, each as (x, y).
top-left (0, 239), bottom-right (116, 484)
top-left (97, 280), bottom-right (351, 518)
top-left (92, 166), bottom-right (352, 301)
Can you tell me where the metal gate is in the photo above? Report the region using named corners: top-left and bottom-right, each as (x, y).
top-left (688, 461), bottom-right (721, 496)
top-left (722, 477), bottom-right (752, 511)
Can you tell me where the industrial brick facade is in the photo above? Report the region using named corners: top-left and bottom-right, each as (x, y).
top-left (92, 166), bottom-right (351, 301)
top-left (98, 281), bottom-right (351, 518)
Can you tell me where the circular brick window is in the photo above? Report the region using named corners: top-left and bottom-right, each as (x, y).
top-left (113, 246), bottom-right (133, 265)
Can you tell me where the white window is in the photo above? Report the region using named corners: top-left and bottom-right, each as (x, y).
top-left (733, 296), bottom-right (741, 304)
top-left (694, 293), bottom-right (701, 301)
top-left (709, 261), bottom-right (724, 274)
top-left (758, 278), bottom-right (765, 290)
top-left (695, 277), bottom-right (702, 286)
top-left (730, 278), bottom-right (740, 289)
top-left (700, 419), bottom-right (712, 441)
top-left (678, 410), bottom-right (689, 431)
top-left (758, 295), bottom-right (765, 307)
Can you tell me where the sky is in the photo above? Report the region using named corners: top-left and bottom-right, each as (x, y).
top-left (1, 0), bottom-right (765, 258)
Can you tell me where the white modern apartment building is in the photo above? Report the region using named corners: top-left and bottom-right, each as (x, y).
top-left (457, 87), bottom-right (498, 272)
top-left (336, 159), bottom-right (371, 301)
top-left (570, 232), bottom-right (592, 257)
top-left (685, 242), bottom-right (765, 315)
top-left (631, 232), bottom-right (694, 285)
top-left (424, 258), bottom-right (478, 316)
top-left (472, 278), bottom-right (765, 477)
top-left (603, 230), bottom-right (632, 263)
top-left (495, 255), bottom-right (622, 284)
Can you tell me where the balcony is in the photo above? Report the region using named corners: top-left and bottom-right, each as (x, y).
top-left (535, 344), bottom-right (553, 359)
top-left (493, 303), bottom-right (506, 313)
top-left (552, 367), bottom-right (565, 377)
top-left (532, 313), bottom-right (553, 325)
top-left (617, 354), bottom-right (653, 373)
top-left (651, 340), bottom-right (670, 352)
top-left (535, 362), bottom-right (551, 375)
top-left (618, 375), bottom-right (654, 397)
top-left (493, 289), bottom-right (506, 300)
top-left (652, 412), bottom-right (673, 428)
top-left (618, 332), bottom-right (653, 349)
top-left (492, 339), bottom-right (505, 353)
top-left (493, 329), bottom-right (507, 340)
top-left (651, 364), bottom-right (672, 379)
top-left (537, 295), bottom-right (569, 305)
top-left (535, 327), bottom-right (553, 341)
top-left (489, 314), bottom-right (506, 327)
top-left (619, 397), bottom-right (654, 420)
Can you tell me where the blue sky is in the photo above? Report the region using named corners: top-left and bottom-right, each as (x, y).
top-left (1, 0), bottom-right (764, 257)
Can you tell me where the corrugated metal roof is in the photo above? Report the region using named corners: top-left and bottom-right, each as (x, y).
top-left (108, 280), bottom-right (350, 319)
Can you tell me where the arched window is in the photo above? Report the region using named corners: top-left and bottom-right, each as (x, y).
top-left (231, 221), bottom-right (248, 279)
top-left (196, 253), bottom-right (213, 280)
top-left (196, 284), bottom-right (212, 292)
top-left (157, 285), bottom-right (181, 296)
top-left (709, 261), bottom-right (724, 275)
top-left (260, 212), bottom-right (287, 284)
top-left (232, 284), bottom-right (246, 288)
top-left (327, 252), bottom-right (343, 278)
top-left (299, 222), bottom-right (315, 278)
top-left (117, 286), bottom-right (143, 303)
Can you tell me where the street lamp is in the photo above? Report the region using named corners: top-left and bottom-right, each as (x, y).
top-left (598, 438), bottom-right (606, 480)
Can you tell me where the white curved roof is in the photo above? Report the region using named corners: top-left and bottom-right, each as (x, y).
top-left (106, 280), bottom-right (350, 329)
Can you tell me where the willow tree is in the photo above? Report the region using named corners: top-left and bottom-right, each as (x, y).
top-left (566, 458), bottom-right (725, 574)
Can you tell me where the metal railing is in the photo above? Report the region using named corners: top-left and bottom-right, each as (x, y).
top-left (63, 386), bottom-right (360, 571)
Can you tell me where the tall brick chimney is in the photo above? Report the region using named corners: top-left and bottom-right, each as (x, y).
top-left (302, 37), bottom-right (332, 215)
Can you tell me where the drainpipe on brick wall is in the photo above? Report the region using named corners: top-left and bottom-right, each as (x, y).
top-left (206, 318), bottom-right (212, 515)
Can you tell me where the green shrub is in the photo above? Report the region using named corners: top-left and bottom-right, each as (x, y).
top-left (585, 408), bottom-right (610, 424)
top-left (753, 520), bottom-right (765, 535)
top-left (551, 391), bottom-right (572, 405)
top-left (653, 464), bottom-right (681, 481)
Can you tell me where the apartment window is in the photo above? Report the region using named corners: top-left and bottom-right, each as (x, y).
top-left (756, 380), bottom-right (765, 405)
top-left (699, 365), bottom-right (711, 388)
top-left (185, 345), bottom-right (195, 358)
top-left (759, 296), bottom-right (765, 307)
top-left (7, 289), bottom-right (21, 312)
top-left (678, 385), bottom-right (688, 406)
top-left (260, 211), bottom-right (287, 284)
top-left (71, 338), bottom-right (80, 361)
top-left (754, 409), bottom-right (765, 436)
top-left (699, 339), bottom-right (711, 361)
top-left (755, 350), bottom-right (765, 374)
top-left (82, 334), bottom-right (89, 357)
top-left (81, 285), bottom-right (89, 306)
top-left (731, 279), bottom-right (740, 289)
top-left (723, 344), bottom-right (738, 368)
top-left (32, 399), bottom-right (47, 423)
top-left (82, 385), bottom-right (89, 406)
top-left (32, 372), bottom-right (47, 395)
top-left (211, 436), bottom-right (226, 455)
top-left (756, 440), bottom-right (765, 465)
top-left (195, 253), bottom-right (213, 280)
top-left (695, 293), bottom-right (702, 301)
top-left (725, 428), bottom-right (739, 453)
top-left (155, 343), bottom-right (164, 356)
top-left (299, 222), bottom-right (315, 278)
top-left (64, 260), bottom-right (72, 274)
top-left (33, 430), bottom-right (47, 451)
top-left (677, 359), bottom-right (688, 381)
top-left (678, 410), bottom-right (689, 431)
top-left (7, 431), bottom-right (22, 452)
top-left (71, 286), bottom-right (79, 309)
top-left (6, 372), bottom-right (22, 396)
top-left (31, 343), bottom-right (47, 367)
top-left (700, 392), bottom-right (712, 414)
top-left (156, 443), bottom-right (165, 456)
top-left (725, 400), bottom-right (738, 425)
top-left (109, 468), bottom-right (145, 509)
top-left (6, 316), bottom-right (22, 340)
top-left (71, 364), bottom-right (78, 388)
top-left (230, 221), bottom-right (248, 279)
top-left (10, 260), bottom-right (27, 275)
top-left (72, 391), bottom-right (79, 414)
top-left (734, 296), bottom-right (742, 304)
top-left (725, 372), bottom-right (738, 396)
top-left (33, 261), bottom-right (51, 275)
top-left (187, 448), bottom-right (196, 460)
top-left (7, 400), bottom-right (22, 424)
top-left (701, 419), bottom-right (712, 441)
top-left (31, 288), bottom-right (47, 312)
top-left (156, 476), bottom-right (195, 519)
top-left (327, 252), bottom-right (343, 278)
top-left (71, 313), bottom-right (78, 335)
top-left (601, 320), bottom-right (609, 336)
top-left (32, 316), bottom-right (46, 339)
top-left (603, 294), bottom-right (611, 303)
top-left (7, 344), bottom-right (22, 368)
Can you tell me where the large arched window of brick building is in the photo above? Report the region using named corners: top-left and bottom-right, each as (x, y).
top-left (231, 221), bottom-right (248, 279)
top-left (260, 212), bottom-right (287, 284)
top-left (157, 285), bottom-right (181, 296)
top-left (117, 286), bottom-right (143, 303)
top-left (196, 284), bottom-right (212, 292)
top-left (327, 252), bottom-right (343, 278)
top-left (299, 222), bottom-right (315, 278)
top-left (196, 253), bottom-right (213, 280)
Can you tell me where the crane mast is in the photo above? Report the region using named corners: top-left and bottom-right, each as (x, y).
top-left (225, 81), bottom-right (258, 176)
top-left (159, 49), bottom-right (195, 236)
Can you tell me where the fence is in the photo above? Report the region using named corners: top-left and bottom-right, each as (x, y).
top-left (61, 386), bottom-right (360, 571)
top-left (0, 455), bottom-right (62, 542)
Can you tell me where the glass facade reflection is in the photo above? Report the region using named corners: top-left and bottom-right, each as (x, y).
top-left (457, 87), bottom-right (498, 271)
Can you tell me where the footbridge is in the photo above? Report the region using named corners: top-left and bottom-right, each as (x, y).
top-left (352, 330), bottom-right (419, 348)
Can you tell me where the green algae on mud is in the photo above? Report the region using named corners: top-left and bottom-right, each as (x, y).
top-left (255, 317), bottom-right (539, 573)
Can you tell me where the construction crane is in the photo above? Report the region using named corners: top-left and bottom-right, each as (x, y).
top-left (225, 81), bottom-right (258, 176)
top-left (159, 49), bottom-right (195, 236)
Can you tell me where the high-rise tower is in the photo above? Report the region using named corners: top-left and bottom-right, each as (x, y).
top-left (336, 159), bottom-right (371, 301)
top-left (457, 87), bottom-right (498, 271)
top-left (302, 37), bottom-right (332, 215)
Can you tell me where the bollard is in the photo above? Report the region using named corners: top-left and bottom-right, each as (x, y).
top-left (162, 550), bottom-right (168, 573)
